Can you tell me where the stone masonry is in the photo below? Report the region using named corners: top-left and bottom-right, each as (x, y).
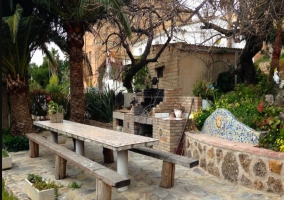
top-left (185, 132), bottom-right (284, 195)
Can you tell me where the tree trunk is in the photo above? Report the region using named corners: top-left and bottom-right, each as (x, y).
top-left (269, 26), bottom-right (283, 83)
top-left (66, 22), bottom-right (85, 124)
top-left (7, 76), bottom-right (34, 136)
top-left (236, 35), bottom-right (263, 85)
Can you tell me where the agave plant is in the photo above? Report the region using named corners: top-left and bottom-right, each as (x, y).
top-left (85, 86), bottom-right (115, 123)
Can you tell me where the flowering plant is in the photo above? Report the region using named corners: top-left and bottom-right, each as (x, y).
top-left (256, 101), bottom-right (284, 151)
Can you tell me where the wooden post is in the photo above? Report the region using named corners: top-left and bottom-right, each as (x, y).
top-left (96, 178), bottom-right (111, 200)
top-left (29, 140), bottom-right (39, 158)
top-left (55, 155), bottom-right (67, 180)
top-left (159, 161), bottom-right (175, 188)
top-left (103, 148), bottom-right (114, 163)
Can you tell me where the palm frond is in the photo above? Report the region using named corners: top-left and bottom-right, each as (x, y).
top-left (2, 4), bottom-right (23, 43)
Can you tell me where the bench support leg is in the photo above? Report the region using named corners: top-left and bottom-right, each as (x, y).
top-left (75, 139), bottom-right (84, 156)
top-left (50, 131), bottom-right (58, 143)
top-left (29, 140), bottom-right (39, 158)
top-left (117, 150), bottom-right (128, 191)
top-left (160, 161), bottom-right (175, 188)
top-left (96, 178), bottom-right (111, 200)
top-left (55, 155), bottom-right (67, 180)
top-left (103, 148), bottom-right (114, 163)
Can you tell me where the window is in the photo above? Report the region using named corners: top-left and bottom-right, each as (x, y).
top-left (155, 66), bottom-right (164, 78)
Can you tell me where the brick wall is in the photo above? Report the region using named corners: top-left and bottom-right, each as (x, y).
top-left (152, 88), bottom-right (201, 114)
top-left (153, 118), bottom-right (186, 153)
top-left (123, 113), bottom-right (134, 134)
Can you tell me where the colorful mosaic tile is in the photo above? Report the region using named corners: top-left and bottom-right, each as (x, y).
top-left (201, 108), bottom-right (264, 145)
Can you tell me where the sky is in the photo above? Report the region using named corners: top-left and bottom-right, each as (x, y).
top-left (30, 42), bottom-right (65, 66)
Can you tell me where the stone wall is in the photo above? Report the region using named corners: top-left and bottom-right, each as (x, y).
top-left (185, 132), bottom-right (284, 195)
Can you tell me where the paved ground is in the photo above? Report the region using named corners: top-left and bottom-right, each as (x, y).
top-left (2, 132), bottom-right (283, 200)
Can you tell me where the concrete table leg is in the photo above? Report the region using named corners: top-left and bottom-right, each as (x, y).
top-left (75, 139), bottom-right (84, 156)
top-left (117, 150), bottom-right (128, 191)
top-left (50, 131), bottom-right (58, 143)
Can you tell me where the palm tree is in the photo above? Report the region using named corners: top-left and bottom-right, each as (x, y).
top-left (2, 1), bottom-right (60, 135)
top-left (34, 0), bottom-right (131, 124)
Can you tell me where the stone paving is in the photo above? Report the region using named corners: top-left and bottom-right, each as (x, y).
top-left (2, 133), bottom-right (283, 200)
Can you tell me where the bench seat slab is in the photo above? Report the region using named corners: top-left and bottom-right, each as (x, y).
top-left (25, 133), bottom-right (130, 188)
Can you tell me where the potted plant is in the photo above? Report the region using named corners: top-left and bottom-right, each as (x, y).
top-left (192, 80), bottom-right (207, 98)
top-left (192, 80), bottom-right (212, 110)
top-left (2, 149), bottom-right (12, 170)
top-left (25, 174), bottom-right (61, 200)
top-left (48, 100), bottom-right (65, 123)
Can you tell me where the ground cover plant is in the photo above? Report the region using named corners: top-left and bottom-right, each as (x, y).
top-left (27, 174), bottom-right (62, 197)
top-left (2, 129), bottom-right (29, 152)
top-left (2, 178), bottom-right (18, 200)
top-left (193, 70), bottom-right (284, 152)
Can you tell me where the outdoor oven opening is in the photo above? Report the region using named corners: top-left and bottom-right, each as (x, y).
top-left (134, 123), bottom-right (153, 138)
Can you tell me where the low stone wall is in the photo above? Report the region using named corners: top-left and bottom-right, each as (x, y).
top-left (185, 132), bottom-right (284, 195)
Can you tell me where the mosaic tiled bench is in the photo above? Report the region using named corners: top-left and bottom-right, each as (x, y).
top-left (201, 108), bottom-right (265, 145)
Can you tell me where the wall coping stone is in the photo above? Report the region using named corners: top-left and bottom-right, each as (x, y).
top-left (185, 132), bottom-right (284, 159)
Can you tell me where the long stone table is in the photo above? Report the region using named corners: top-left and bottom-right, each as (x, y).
top-left (33, 120), bottom-right (159, 191)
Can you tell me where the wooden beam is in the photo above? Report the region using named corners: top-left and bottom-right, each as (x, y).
top-left (96, 178), bottom-right (112, 200)
top-left (160, 161), bottom-right (175, 188)
top-left (29, 140), bottom-right (39, 158)
top-left (55, 155), bottom-right (67, 180)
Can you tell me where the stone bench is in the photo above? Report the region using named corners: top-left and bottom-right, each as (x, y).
top-left (25, 133), bottom-right (130, 199)
top-left (202, 108), bottom-right (265, 145)
top-left (130, 147), bottom-right (199, 188)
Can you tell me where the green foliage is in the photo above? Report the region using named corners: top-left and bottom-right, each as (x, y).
top-left (27, 174), bottom-right (62, 197)
top-left (46, 75), bottom-right (62, 93)
top-left (29, 80), bottom-right (42, 91)
top-left (216, 71), bottom-right (235, 93)
top-left (132, 65), bottom-right (151, 92)
top-left (28, 63), bottom-right (50, 89)
top-left (192, 80), bottom-right (207, 97)
top-left (48, 100), bottom-right (65, 114)
top-left (193, 81), bottom-right (284, 152)
top-left (85, 87), bottom-right (115, 123)
top-left (2, 178), bottom-right (18, 200)
top-left (67, 181), bottom-right (81, 190)
top-left (2, 149), bottom-right (9, 158)
top-left (2, 129), bottom-right (29, 152)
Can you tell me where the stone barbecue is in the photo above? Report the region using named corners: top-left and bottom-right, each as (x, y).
top-left (113, 88), bottom-right (201, 153)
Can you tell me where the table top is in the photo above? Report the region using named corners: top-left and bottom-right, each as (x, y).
top-left (33, 120), bottom-right (159, 151)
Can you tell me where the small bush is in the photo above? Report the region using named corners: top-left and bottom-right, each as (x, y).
top-left (85, 87), bottom-right (115, 123)
top-left (2, 178), bottom-right (18, 200)
top-left (2, 129), bottom-right (29, 152)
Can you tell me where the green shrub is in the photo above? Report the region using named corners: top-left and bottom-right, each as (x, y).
top-left (193, 81), bottom-right (284, 152)
top-left (2, 129), bottom-right (29, 152)
top-left (2, 178), bottom-right (18, 200)
top-left (85, 86), bottom-right (115, 123)
top-left (216, 71), bottom-right (235, 93)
